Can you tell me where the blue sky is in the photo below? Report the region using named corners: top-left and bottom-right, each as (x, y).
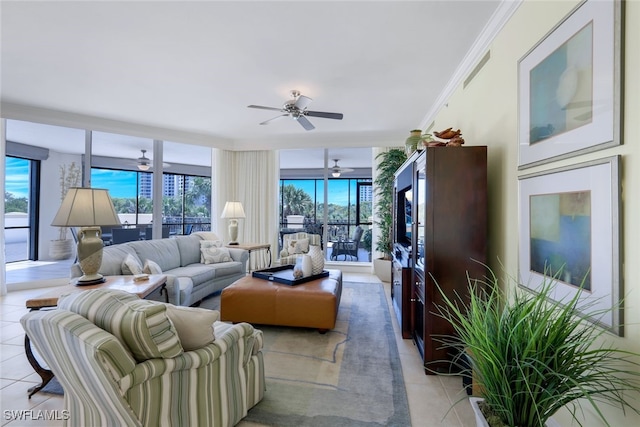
top-left (4, 159), bottom-right (138, 200)
top-left (5, 157), bottom-right (29, 198)
top-left (91, 169), bottom-right (137, 198)
top-left (283, 179), bottom-right (354, 206)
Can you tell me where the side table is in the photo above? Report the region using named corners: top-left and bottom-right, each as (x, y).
top-left (226, 243), bottom-right (271, 273)
top-left (24, 274), bottom-right (168, 398)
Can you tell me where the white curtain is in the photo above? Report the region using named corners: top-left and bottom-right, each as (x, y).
top-left (212, 149), bottom-right (280, 267)
top-left (1, 119), bottom-right (7, 296)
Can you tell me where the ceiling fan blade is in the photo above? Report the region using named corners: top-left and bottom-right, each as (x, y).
top-left (294, 95), bottom-right (313, 111)
top-left (305, 110), bottom-right (343, 120)
top-left (260, 114), bottom-right (288, 125)
top-left (248, 105), bottom-right (283, 112)
top-left (296, 115), bottom-right (315, 131)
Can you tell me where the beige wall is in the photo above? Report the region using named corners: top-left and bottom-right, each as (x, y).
top-left (430, 1), bottom-right (639, 425)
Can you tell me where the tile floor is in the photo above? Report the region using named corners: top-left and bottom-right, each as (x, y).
top-left (1, 267), bottom-right (475, 427)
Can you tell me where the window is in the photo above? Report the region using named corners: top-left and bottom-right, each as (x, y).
top-left (4, 156), bottom-right (39, 262)
top-left (279, 177), bottom-right (372, 261)
top-left (92, 168), bottom-right (211, 235)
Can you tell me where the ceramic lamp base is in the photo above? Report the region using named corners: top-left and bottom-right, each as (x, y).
top-left (228, 218), bottom-right (239, 245)
top-left (77, 226), bottom-right (105, 282)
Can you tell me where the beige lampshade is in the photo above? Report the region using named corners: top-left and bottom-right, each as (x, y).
top-left (52, 187), bottom-right (121, 227)
top-left (221, 201), bottom-right (246, 219)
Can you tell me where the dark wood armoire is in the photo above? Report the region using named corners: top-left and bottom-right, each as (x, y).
top-left (391, 146), bottom-right (487, 373)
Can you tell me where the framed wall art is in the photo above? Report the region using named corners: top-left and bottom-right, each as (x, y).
top-left (518, 0), bottom-right (623, 169)
top-left (518, 156), bottom-right (621, 335)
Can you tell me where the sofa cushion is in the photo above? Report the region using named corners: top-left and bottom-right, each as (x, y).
top-left (122, 253), bottom-right (144, 275)
top-left (193, 231), bottom-right (221, 241)
top-left (175, 234), bottom-right (204, 266)
top-left (206, 261), bottom-right (244, 277)
top-left (99, 244), bottom-right (141, 276)
top-left (128, 239), bottom-right (181, 271)
top-left (58, 289), bottom-right (184, 362)
top-left (166, 265), bottom-right (216, 285)
top-left (159, 304), bottom-right (219, 351)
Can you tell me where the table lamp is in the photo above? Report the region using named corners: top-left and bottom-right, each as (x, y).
top-left (51, 187), bottom-right (121, 285)
top-left (221, 201), bottom-right (245, 245)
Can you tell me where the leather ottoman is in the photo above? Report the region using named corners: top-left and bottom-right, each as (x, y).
top-left (220, 269), bottom-right (342, 332)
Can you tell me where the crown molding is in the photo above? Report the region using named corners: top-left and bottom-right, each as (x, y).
top-left (419, 0), bottom-right (523, 129)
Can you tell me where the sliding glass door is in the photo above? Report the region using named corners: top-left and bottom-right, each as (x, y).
top-left (4, 156), bottom-right (39, 262)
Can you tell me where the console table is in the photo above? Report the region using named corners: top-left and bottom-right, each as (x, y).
top-left (226, 243), bottom-right (271, 272)
top-left (24, 274), bottom-right (168, 397)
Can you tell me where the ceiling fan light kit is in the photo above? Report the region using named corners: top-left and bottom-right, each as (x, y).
top-left (330, 159), bottom-right (354, 178)
top-left (248, 90), bottom-right (343, 131)
top-left (135, 149), bottom-right (171, 170)
top-left (137, 149), bottom-right (151, 171)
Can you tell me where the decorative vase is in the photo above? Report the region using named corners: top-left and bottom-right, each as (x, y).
top-left (293, 257), bottom-right (304, 279)
top-left (49, 239), bottom-right (74, 260)
top-left (308, 245), bottom-right (325, 274)
top-left (301, 254), bottom-right (313, 277)
top-left (405, 129), bottom-right (422, 156)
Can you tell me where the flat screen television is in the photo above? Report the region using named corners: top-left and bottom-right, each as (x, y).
top-left (395, 164), bottom-right (413, 248)
top-left (394, 186), bottom-right (413, 248)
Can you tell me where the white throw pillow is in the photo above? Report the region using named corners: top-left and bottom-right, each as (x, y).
top-left (122, 253), bottom-right (143, 275)
top-left (200, 241), bottom-right (232, 264)
top-left (199, 240), bottom-right (223, 262)
top-left (289, 238), bottom-right (309, 254)
top-left (143, 259), bottom-right (163, 275)
top-left (159, 303), bottom-right (219, 351)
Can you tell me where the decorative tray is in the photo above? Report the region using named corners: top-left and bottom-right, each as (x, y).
top-left (252, 265), bottom-right (330, 286)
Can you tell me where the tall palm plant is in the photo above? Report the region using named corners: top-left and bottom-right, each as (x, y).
top-left (281, 184), bottom-right (313, 217)
top-left (374, 149), bottom-right (406, 259)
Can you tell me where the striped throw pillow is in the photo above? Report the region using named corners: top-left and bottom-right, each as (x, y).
top-left (58, 289), bottom-right (183, 361)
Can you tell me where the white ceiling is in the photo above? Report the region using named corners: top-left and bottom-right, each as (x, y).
top-left (1, 0), bottom-right (504, 169)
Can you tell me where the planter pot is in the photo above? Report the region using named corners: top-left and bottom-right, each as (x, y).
top-left (49, 239), bottom-right (74, 260)
top-left (373, 258), bottom-right (391, 283)
top-left (469, 397), bottom-right (561, 427)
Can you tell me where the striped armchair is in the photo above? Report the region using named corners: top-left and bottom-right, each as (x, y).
top-left (279, 232), bottom-right (321, 265)
top-left (21, 289), bottom-right (265, 427)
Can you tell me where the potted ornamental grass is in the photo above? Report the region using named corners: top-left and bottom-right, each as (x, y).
top-left (435, 265), bottom-right (640, 427)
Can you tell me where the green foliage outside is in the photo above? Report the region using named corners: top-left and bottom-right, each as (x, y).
top-left (5, 192), bottom-right (28, 213)
top-left (280, 183), bottom-right (372, 225)
top-left (110, 176), bottom-right (212, 221)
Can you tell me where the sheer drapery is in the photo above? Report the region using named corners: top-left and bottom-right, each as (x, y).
top-left (1, 119), bottom-right (7, 296)
top-left (212, 149), bottom-right (280, 266)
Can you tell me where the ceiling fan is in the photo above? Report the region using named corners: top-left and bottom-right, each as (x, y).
top-left (136, 149), bottom-right (170, 171)
top-left (330, 159), bottom-right (354, 177)
top-left (248, 90), bottom-right (343, 131)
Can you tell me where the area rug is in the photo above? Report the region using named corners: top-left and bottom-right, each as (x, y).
top-left (238, 281), bottom-right (411, 426)
top-left (40, 378), bottom-right (64, 395)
